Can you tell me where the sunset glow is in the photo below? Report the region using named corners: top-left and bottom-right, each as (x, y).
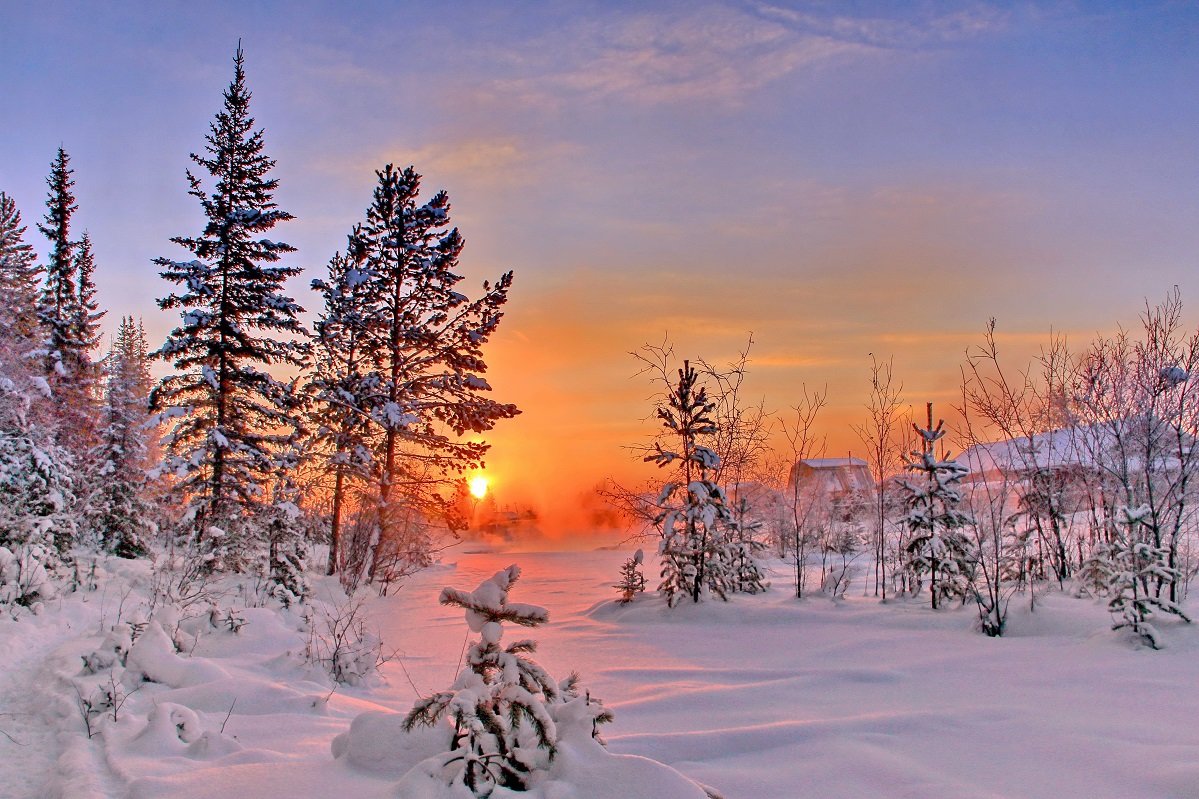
top-left (469, 475), bottom-right (489, 500)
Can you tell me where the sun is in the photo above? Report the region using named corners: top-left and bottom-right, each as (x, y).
top-left (469, 475), bottom-right (489, 499)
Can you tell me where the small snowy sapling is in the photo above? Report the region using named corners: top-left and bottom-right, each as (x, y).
top-left (615, 548), bottom-right (647, 603)
top-left (404, 564), bottom-right (611, 796)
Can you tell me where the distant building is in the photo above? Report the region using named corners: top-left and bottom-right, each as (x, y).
top-left (788, 457), bottom-right (873, 498)
top-left (954, 428), bottom-right (1088, 485)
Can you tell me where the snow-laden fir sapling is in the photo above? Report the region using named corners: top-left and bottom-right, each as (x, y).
top-left (900, 404), bottom-right (975, 609)
top-left (614, 549), bottom-right (647, 603)
top-left (404, 564), bottom-right (611, 796)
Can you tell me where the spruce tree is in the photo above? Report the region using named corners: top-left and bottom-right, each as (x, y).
top-left (151, 45), bottom-right (308, 570)
top-left (614, 548), bottom-right (647, 603)
top-left (72, 231), bottom-right (105, 374)
top-left (36, 147), bottom-right (78, 384)
top-left (404, 565), bottom-right (611, 795)
top-left (1104, 504), bottom-right (1190, 649)
top-left (330, 164), bottom-right (518, 584)
top-left (85, 317), bottom-right (156, 558)
top-left (647, 360), bottom-right (761, 606)
top-left (900, 404), bottom-right (975, 609)
top-left (0, 192), bottom-right (44, 349)
top-left (308, 247), bottom-right (376, 575)
top-left (262, 448), bottom-right (310, 607)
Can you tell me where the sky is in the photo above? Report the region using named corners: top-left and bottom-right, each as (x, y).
top-left (3, 1), bottom-right (1199, 534)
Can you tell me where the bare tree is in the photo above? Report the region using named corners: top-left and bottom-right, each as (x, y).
top-left (961, 321), bottom-right (1078, 591)
top-left (851, 354), bottom-right (904, 599)
top-left (778, 385), bottom-right (828, 598)
top-left (1070, 289), bottom-right (1199, 641)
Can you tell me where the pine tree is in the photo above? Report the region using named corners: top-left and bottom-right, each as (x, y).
top-left (330, 164), bottom-right (518, 584)
top-left (308, 247), bottom-right (376, 575)
top-left (63, 231), bottom-right (105, 464)
top-left (35, 147), bottom-right (78, 384)
top-left (404, 565), bottom-right (611, 795)
top-left (85, 317), bottom-right (156, 558)
top-left (150, 45), bottom-right (308, 570)
top-left (0, 192), bottom-right (44, 349)
top-left (72, 231), bottom-right (105, 379)
top-left (262, 450), bottom-right (310, 607)
top-left (614, 548), bottom-right (647, 603)
top-left (900, 404), bottom-right (975, 609)
top-left (0, 367), bottom-right (76, 577)
top-left (647, 360), bottom-right (761, 606)
top-left (1103, 504), bottom-right (1191, 649)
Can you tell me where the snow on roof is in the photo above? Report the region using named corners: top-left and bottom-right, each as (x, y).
top-left (956, 428), bottom-right (1088, 475)
top-left (799, 457), bottom-right (868, 469)
top-left (955, 420), bottom-right (1193, 475)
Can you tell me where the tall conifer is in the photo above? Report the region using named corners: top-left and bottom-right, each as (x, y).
top-left (332, 164), bottom-right (517, 583)
top-left (86, 317), bottom-right (155, 558)
top-left (151, 45), bottom-right (308, 569)
top-left (36, 147), bottom-right (79, 383)
top-left (0, 192), bottom-right (44, 349)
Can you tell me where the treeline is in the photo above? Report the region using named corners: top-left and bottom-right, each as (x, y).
top-left (0, 46), bottom-right (517, 608)
top-left (620, 296), bottom-right (1199, 648)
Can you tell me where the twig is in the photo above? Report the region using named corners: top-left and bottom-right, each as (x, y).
top-left (219, 698), bottom-right (237, 734)
top-left (0, 713), bottom-right (26, 746)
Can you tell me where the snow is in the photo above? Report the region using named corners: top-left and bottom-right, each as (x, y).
top-left (2, 549), bottom-right (1199, 798)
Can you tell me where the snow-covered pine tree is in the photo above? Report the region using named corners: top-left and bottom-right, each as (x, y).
top-left (614, 548), bottom-right (647, 603)
top-left (151, 45), bottom-right (309, 571)
top-left (308, 247), bottom-right (376, 576)
top-left (35, 147), bottom-right (79, 386)
top-left (35, 148), bottom-right (102, 467)
top-left (71, 231), bottom-right (105, 397)
top-left (0, 361), bottom-right (76, 594)
top-left (1104, 504), bottom-right (1191, 648)
top-left (262, 449), bottom-right (310, 608)
top-left (0, 192), bottom-right (44, 350)
top-left (334, 164), bottom-right (518, 585)
top-left (901, 403), bottom-right (975, 609)
top-left (404, 565), bottom-right (611, 795)
top-left (84, 317), bottom-right (156, 558)
top-left (647, 360), bottom-right (762, 606)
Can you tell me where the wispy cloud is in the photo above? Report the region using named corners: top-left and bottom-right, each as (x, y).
top-left (473, 4), bottom-right (872, 109)
top-left (745, 1), bottom-right (1010, 50)
top-left (466, 2), bottom-right (1010, 110)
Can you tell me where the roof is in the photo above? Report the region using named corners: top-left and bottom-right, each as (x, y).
top-left (955, 428), bottom-right (1088, 475)
top-left (955, 420), bottom-right (1194, 476)
top-left (799, 457), bottom-right (868, 469)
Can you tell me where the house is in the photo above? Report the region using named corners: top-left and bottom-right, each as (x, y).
top-left (787, 458), bottom-right (873, 497)
top-left (954, 428), bottom-right (1088, 485)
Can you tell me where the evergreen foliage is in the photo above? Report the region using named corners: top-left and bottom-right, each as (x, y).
top-left (1104, 504), bottom-right (1191, 648)
top-left (85, 317), bottom-right (156, 558)
top-left (614, 548), bottom-right (647, 603)
top-left (150, 45), bottom-right (309, 570)
top-left (901, 408), bottom-right (975, 609)
top-left (35, 148), bottom-right (102, 465)
top-left (647, 360), bottom-right (765, 606)
top-left (263, 462), bottom-right (310, 607)
top-left (404, 565), bottom-right (611, 796)
top-left (0, 369), bottom-right (76, 568)
top-left (0, 192), bottom-right (44, 348)
top-left (308, 248), bottom-right (376, 576)
top-left (321, 164), bottom-right (518, 585)
top-left (36, 147), bottom-right (79, 383)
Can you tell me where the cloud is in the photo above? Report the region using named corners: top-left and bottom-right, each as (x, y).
top-left (745, 1), bottom-right (1010, 50)
top-left (464, 2), bottom-right (1011, 111)
top-left (473, 4), bottom-right (874, 109)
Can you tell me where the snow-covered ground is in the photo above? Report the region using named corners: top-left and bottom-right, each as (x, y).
top-left (2, 548), bottom-right (1198, 798)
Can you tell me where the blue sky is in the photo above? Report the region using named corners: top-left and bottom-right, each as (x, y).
top-left (4, 1), bottom-right (1198, 522)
